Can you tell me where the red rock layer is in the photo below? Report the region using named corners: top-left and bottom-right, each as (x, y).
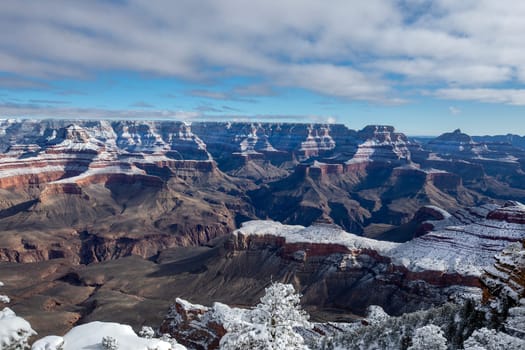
top-left (230, 232), bottom-right (480, 288)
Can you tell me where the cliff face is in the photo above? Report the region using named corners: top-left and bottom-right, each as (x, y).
top-left (480, 240), bottom-right (525, 337)
top-left (0, 120), bottom-right (522, 188)
top-left (222, 219), bottom-right (487, 317)
top-left (422, 129), bottom-right (525, 201)
top-left (229, 229), bottom-right (482, 293)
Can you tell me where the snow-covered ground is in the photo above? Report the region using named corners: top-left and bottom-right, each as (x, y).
top-left (235, 205), bottom-right (525, 276)
top-left (32, 321), bottom-right (186, 350)
top-left (0, 307), bottom-right (36, 349)
top-left (0, 281), bottom-right (36, 349)
top-left (234, 220), bottom-right (399, 254)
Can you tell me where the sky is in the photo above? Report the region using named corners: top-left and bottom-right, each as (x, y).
top-left (1, 0), bottom-right (525, 135)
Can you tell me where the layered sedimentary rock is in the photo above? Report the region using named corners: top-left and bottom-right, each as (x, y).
top-left (347, 125), bottom-right (412, 164)
top-left (480, 240), bottom-right (525, 337)
top-left (1, 119), bottom-right (525, 344)
top-left (0, 120), bottom-right (258, 265)
top-left (420, 129), bottom-right (525, 203)
top-left (388, 203), bottom-right (525, 276)
top-left (0, 119), bottom-right (524, 251)
top-left (428, 129), bottom-right (483, 157)
top-left (473, 134), bottom-right (525, 150)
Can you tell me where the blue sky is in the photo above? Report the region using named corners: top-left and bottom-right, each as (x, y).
top-left (1, 0), bottom-right (525, 135)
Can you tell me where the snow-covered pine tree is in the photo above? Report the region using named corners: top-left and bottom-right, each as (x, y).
top-left (364, 305), bottom-right (389, 325)
top-left (0, 281), bottom-right (10, 304)
top-left (101, 336), bottom-right (119, 350)
top-left (0, 281), bottom-right (36, 350)
top-left (220, 282), bottom-right (311, 350)
top-left (463, 328), bottom-right (525, 350)
top-left (408, 325), bottom-right (447, 350)
top-left (139, 326), bottom-right (155, 339)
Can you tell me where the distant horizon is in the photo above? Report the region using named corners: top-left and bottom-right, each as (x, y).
top-left (1, 116), bottom-right (523, 138)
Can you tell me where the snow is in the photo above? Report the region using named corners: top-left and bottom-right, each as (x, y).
top-left (408, 325), bottom-right (447, 350)
top-left (48, 139), bottom-right (101, 152)
top-left (365, 305), bottom-right (389, 325)
top-left (0, 164), bottom-right (66, 177)
top-left (0, 281), bottom-right (9, 304)
top-left (220, 283), bottom-right (310, 350)
top-left (388, 218), bottom-right (525, 276)
top-left (49, 164), bottom-right (147, 184)
top-left (0, 307), bottom-right (36, 349)
top-left (236, 210), bottom-right (525, 276)
top-left (211, 302), bottom-right (246, 325)
top-left (32, 321), bottom-right (186, 350)
top-left (234, 220), bottom-right (399, 254)
top-left (389, 203), bottom-right (524, 275)
top-left (424, 205), bottom-right (452, 219)
top-left (176, 297), bottom-right (207, 313)
top-left (464, 328), bottom-right (525, 350)
top-left (32, 336), bottom-right (65, 350)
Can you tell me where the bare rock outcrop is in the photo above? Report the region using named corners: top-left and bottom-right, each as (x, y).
top-left (160, 299), bottom-right (226, 350)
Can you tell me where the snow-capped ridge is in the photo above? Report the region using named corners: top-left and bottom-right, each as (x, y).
top-left (236, 201), bottom-right (525, 277)
top-left (234, 220), bottom-right (399, 253)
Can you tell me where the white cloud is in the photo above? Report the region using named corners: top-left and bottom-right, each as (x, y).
top-left (326, 116), bottom-right (337, 124)
top-left (436, 88), bottom-right (525, 106)
top-left (449, 106), bottom-right (461, 115)
top-left (0, 101), bottom-right (335, 124)
top-left (373, 59), bottom-right (512, 85)
top-left (0, 102), bottom-right (201, 120)
top-left (0, 0), bottom-right (524, 104)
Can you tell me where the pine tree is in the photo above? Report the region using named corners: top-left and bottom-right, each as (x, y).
top-left (220, 282), bottom-right (310, 350)
top-left (0, 281), bottom-right (36, 350)
top-left (408, 325), bottom-right (447, 350)
top-left (139, 326), bottom-right (155, 339)
top-left (101, 336), bottom-right (119, 350)
top-left (463, 328), bottom-right (525, 350)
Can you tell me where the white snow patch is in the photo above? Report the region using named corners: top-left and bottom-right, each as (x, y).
top-left (0, 307), bottom-right (36, 349)
top-left (235, 215), bottom-right (525, 277)
top-left (32, 321), bottom-right (185, 350)
top-left (235, 220), bottom-right (399, 253)
top-left (32, 336), bottom-right (65, 350)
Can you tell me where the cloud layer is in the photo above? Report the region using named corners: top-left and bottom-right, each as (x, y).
top-left (0, 0), bottom-right (524, 105)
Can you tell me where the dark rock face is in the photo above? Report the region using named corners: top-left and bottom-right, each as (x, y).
top-left (480, 240), bottom-right (525, 335)
top-left (473, 134), bottom-right (525, 150)
top-left (482, 241), bottom-right (525, 304)
top-left (486, 201), bottom-right (525, 224)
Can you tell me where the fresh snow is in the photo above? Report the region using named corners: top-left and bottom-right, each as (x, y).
top-left (234, 220), bottom-right (399, 253)
top-left (0, 307), bottom-right (36, 349)
top-left (236, 213), bottom-right (525, 276)
top-left (32, 321), bottom-right (186, 350)
top-left (0, 281), bottom-right (9, 304)
top-left (176, 297), bottom-right (207, 313)
top-left (32, 336), bottom-right (64, 350)
top-left (389, 215), bottom-right (525, 276)
top-left (49, 164), bottom-right (147, 184)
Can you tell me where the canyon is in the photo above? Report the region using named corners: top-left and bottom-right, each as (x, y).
top-left (0, 119), bottom-right (524, 342)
